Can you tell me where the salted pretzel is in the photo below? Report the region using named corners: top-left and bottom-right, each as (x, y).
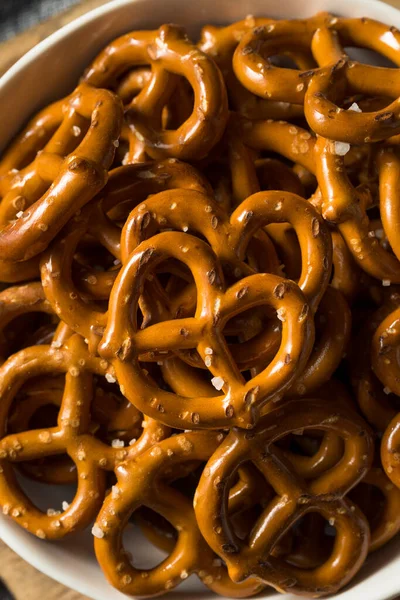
top-left (41, 158), bottom-right (214, 313)
top-left (42, 186), bottom-right (329, 372)
top-left (135, 463), bottom-right (272, 555)
top-left (121, 188), bottom-right (331, 311)
top-left (0, 83), bottom-right (123, 265)
top-left (195, 398), bottom-right (373, 596)
top-left (314, 137), bottom-right (400, 282)
top-left (97, 229), bottom-right (314, 429)
top-left (0, 334), bottom-right (170, 539)
top-left (350, 466), bottom-right (400, 552)
top-left (94, 430), bottom-right (264, 597)
top-left (84, 24), bottom-right (229, 160)
top-left (349, 293), bottom-right (400, 433)
top-left (199, 16), bottom-right (305, 122)
top-left (233, 15), bottom-right (400, 143)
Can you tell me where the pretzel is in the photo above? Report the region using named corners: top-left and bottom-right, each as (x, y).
top-left (233, 15), bottom-right (400, 143)
top-left (0, 334), bottom-right (170, 539)
top-left (314, 137), bottom-right (400, 282)
top-left (84, 24), bottom-right (229, 160)
top-left (195, 398), bottom-right (373, 596)
top-left (199, 17), bottom-right (305, 123)
top-left (97, 228), bottom-right (315, 428)
top-left (135, 463), bottom-right (272, 554)
top-left (0, 83), bottom-right (123, 264)
top-left (121, 188), bottom-right (331, 310)
top-left (350, 466), bottom-right (400, 552)
top-left (93, 430), bottom-right (264, 597)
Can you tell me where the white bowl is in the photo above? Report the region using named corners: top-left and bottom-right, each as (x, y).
top-left (1, 0), bottom-right (400, 598)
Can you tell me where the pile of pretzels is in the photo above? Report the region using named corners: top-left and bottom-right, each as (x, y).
top-left (2, 10), bottom-right (400, 598)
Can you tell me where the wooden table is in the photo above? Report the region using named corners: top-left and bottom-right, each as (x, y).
top-left (1, 0), bottom-right (400, 597)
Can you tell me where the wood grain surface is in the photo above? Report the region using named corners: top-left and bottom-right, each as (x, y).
top-left (1, 0), bottom-right (400, 598)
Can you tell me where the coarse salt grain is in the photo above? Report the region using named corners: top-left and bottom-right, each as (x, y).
top-left (382, 279), bottom-right (391, 287)
top-left (106, 373), bottom-right (116, 383)
top-left (111, 439), bottom-right (124, 448)
top-left (92, 524), bottom-right (105, 539)
top-left (72, 125), bottom-right (81, 136)
top-left (334, 141), bottom-right (350, 156)
top-left (16, 211), bottom-right (24, 218)
top-left (62, 501), bottom-right (70, 511)
top-left (211, 376), bottom-right (224, 391)
top-left (112, 485), bottom-right (121, 499)
top-left (348, 102), bottom-right (362, 113)
top-left (384, 387), bottom-right (392, 395)
top-left (277, 308), bottom-right (286, 322)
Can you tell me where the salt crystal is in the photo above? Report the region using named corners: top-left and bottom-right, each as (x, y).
top-left (211, 376), bottom-right (224, 391)
top-left (334, 141), bottom-right (350, 156)
top-left (92, 524), bottom-right (105, 539)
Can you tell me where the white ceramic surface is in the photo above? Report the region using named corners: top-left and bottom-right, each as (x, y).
top-left (1, 0), bottom-right (400, 598)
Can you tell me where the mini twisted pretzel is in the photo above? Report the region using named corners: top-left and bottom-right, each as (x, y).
top-left (122, 188), bottom-right (331, 312)
top-left (314, 138), bottom-right (400, 282)
top-left (0, 98), bottom-right (65, 196)
top-left (84, 24), bottom-right (229, 160)
top-left (0, 283), bottom-right (55, 363)
top-left (136, 463), bottom-right (272, 553)
top-left (199, 17), bottom-right (305, 122)
top-left (94, 431), bottom-right (264, 597)
top-left (381, 413), bottom-right (400, 489)
top-left (371, 306), bottom-right (400, 396)
top-left (0, 334), bottom-right (170, 539)
top-left (349, 296), bottom-right (400, 432)
top-left (99, 230), bottom-right (314, 429)
top-left (233, 15), bottom-right (400, 143)
top-left (7, 375), bottom-right (143, 485)
top-left (283, 285), bottom-right (351, 397)
top-left (195, 398), bottom-right (373, 597)
top-left (350, 466), bottom-right (400, 552)
top-left (0, 83), bottom-right (123, 263)
top-left (40, 160), bottom-right (213, 349)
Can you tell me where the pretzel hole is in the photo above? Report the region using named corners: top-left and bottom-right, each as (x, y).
top-left (274, 512), bottom-right (335, 569)
top-left (14, 465), bottom-right (77, 511)
top-left (349, 481), bottom-right (385, 531)
top-left (3, 313), bottom-right (56, 355)
top-left (344, 47), bottom-right (396, 69)
top-left (122, 517), bottom-right (174, 570)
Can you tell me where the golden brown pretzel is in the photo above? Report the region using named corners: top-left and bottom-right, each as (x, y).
top-left (121, 188), bottom-right (331, 311)
top-left (199, 16), bottom-right (306, 122)
top-left (195, 398), bottom-right (373, 597)
top-left (233, 15), bottom-right (400, 143)
top-left (314, 137), bottom-right (400, 282)
top-left (98, 228), bottom-right (314, 429)
top-left (93, 430), bottom-right (264, 597)
top-left (350, 466), bottom-right (400, 552)
top-left (0, 334), bottom-right (170, 539)
top-left (84, 24), bottom-right (229, 160)
top-left (0, 83), bottom-right (123, 263)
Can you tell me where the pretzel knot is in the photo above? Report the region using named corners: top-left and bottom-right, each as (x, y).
top-left (93, 431), bottom-right (266, 597)
top-left (0, 334), bottom-right (169, 539)
top-left (84, 24), bottom-right (229, 160)
top-left (194, 398), bottom-right (373, 596)
top-left (98, 227), bottom-right (315, 429)
top-left (0, 83), bottom-right (123, 264)
top-left (233, 16), bottom-right (400, 143)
